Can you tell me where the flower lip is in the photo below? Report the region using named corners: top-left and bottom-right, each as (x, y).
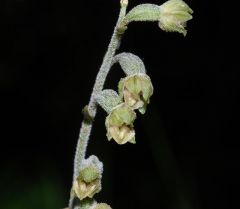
top-left (108, 124), bottom-right (135, 145)
top-left (73, 177), bottom-right (101, 200)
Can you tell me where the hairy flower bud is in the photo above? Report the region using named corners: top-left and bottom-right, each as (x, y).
top-left (118, 74), bottom-right (153, 114)
top-left (73, 166), bottom-right (101, 200)
top-left (158, 0), bottom-right (193, 36)
top-left (105, 103), bottom-right (136, 145)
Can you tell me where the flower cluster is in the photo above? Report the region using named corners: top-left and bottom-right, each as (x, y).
top-left (105, 73), bottom-right (153, 145)
top-left (68, 0), bottom-right (193, 208)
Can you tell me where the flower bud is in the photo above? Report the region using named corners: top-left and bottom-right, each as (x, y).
top-left (93, 203), bottom-right (112, 209)
top-left (73, 166), bottom-right (101, 200)
top-left (158, 0), bottom-right (193, 36)
top-left (118, 74), bottom-right (153, 114)
top-left (105, 103), bottom-right (136, 145)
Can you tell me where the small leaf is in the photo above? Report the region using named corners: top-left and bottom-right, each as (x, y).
top-left (96, 90), bottom-right (121, 113)
top-left (122, 4), bottom-right (161, 25)
top-left (113, 52), bottom-right (146, 75)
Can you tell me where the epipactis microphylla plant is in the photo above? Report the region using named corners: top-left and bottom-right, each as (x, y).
top-left (67, 0), bottom-right (193, 208)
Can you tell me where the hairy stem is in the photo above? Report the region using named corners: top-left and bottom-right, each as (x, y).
top-left (70, 3), bottom-right (128, 205)
top-left (73, 2), bottom-right (127, 181)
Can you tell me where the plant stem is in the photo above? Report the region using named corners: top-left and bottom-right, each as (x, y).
top-left (71, 1), bottom-right (128, 202)
top-left (73, 2), bottom-right (127, 182)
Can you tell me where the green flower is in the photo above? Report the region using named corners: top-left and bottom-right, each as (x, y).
top-left (105, 103), bottom-right (136, 145)
top-left (118, 74), bottom-right (153, 114)
top-left (158, 0), bottom-right (193, 36)
top-left (72, 166), bottom-right (101, 200)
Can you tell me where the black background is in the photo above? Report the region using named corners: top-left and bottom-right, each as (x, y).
top-left (0, 0), bottom-right (238, 209)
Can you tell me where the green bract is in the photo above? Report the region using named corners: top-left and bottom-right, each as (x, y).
top-left (105, 103), bottom-right (136, 145)
top-left (96, 89), bottom-right (121, 113)
top-left (119, 74), bottom-right (153, 114)
top-left (72, 166), bottom-right (101, 200)
top-left (158, 0), bottom-right (193, 36)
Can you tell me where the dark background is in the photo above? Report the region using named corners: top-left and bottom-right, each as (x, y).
top-left (0, 0), bottom-right (238, 209)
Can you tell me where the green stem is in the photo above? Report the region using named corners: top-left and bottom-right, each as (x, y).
top-left (69, 2), bottom-right (128, 209)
